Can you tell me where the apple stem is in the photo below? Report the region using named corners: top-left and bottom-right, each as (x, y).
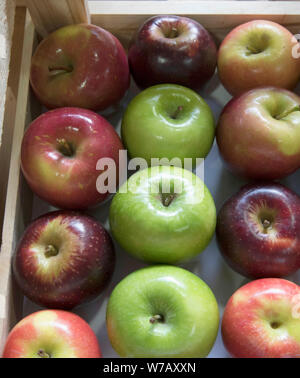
top-left (275, 106), bottom-right (300, 120)
top-left (37, 349), bottom-right (51, 358)
top-left (170, 106), bottom-right (183, 120)
top-left (48, 65), bottom-right (73, 77)
top-left (245, 45), bottom-right (263, 55)
top-left (149, 314), bottom-right (163, 324)
top-left (56, 138), bottom-right (74, 157)
top-left (270, 321), bottom-right (281, 329)
top-left (167, 27), bottom-right (179, 39)
top-left (161, 193), bottom-right (176, 207)
top-left (44, 245), bottom-right (59, 258)
top-left (262, 219), bottom-right (271, 232)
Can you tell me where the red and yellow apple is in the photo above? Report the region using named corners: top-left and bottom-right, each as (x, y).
top-left (222, 278), bottom-right (300, 358)
top-left (13, 211), bottom-right (115, 309)
top-left (217, 182), bottom-right (300, 279)
top-left (217, 87), bottom-right (300, 180)
top-left (218, 20), bottom-right (300, 96)
top-left (21, 107), bottom-right (123, 210)
top-left (2, 310), bottom-right (101, 358)
top-left (30, 24), bottom-right (130, 111)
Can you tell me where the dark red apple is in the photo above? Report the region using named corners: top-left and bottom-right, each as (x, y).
top-left (128, 15), bottom-right (217, 90)
top-left (13, 211), bottom-right (115, 309)
top-left (216, 182), bottom-right (300, 279)
top-left (21, 107), bottom-right (124, 210)
top-left (30, 24), bottom-right (130, 111)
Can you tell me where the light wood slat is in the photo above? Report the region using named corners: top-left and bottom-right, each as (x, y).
top-left (0, 9), bottom-right (36, 355)
top-left (21, 0), bottom-right (90, 36)
top-left (89, 1), bottom-right (300, 46)
top-left (0, 7), bottom-right (27, 247)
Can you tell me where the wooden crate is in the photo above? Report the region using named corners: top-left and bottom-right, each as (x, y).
top-left (1, 0), bottom-right (300, 355)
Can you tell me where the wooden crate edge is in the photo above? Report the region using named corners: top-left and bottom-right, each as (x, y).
top-left (0, 8), bottom-right (35, 355)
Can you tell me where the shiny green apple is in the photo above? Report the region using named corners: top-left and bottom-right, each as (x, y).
top-left (121, 84), bottom-right (215, 167)
top-left (106, 265), bottom-right (219, 358)
top-left (109, 166), bottom-right (216, 264)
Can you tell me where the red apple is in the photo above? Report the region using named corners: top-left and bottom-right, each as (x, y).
top-left (30, 24), bottom-right (130, 111)
top-left (217, 182), bottom-right (300, 279)
top-left (222, 278), bottom-right (300, 358)
top-left (2, 310), bottom-right (101, 358)
top-left (217, 87), bottom-right (300, 180)
top-left (21, 107), bottom-right (123, 210)
top-left (128, 15), bottom-right (217, 90)
top-left (13, 211), bottom-right (115, 309)
top-left (218, 20), bottom-right (300, 96)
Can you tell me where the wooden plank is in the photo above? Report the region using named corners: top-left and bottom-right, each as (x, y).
top-left (0, 7), bottom-right (27, 247)
top-left (90, 1), bottom-right (300, 46)
top-left (0, 0), bottom-right (16, 149)
top-left (22, 0), bottom-right (90, 37)
top-left (0, 9), bottom-right (36, 355)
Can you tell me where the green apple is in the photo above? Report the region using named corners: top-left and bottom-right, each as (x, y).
top-left (106, 265), bottom-right (219, 358)
top-left (109, 166), bottom-right (216, 264)
top-left (121, 84), bottom-right (215, 167)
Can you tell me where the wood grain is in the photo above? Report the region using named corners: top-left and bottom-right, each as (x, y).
top-left (0, 9), bottom-right (37, 355)
top-left (21, 0), bottom-right (90, 36)
top-left (0, 7), bottom-right (27, 248)
top-left (90, 1), bottom-right (300, 46)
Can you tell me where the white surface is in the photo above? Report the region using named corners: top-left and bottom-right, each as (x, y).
top-left (23, 75), bottom-right (300, 358)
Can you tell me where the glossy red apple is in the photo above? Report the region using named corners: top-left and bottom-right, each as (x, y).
top-left (218, 20), bottom-right (300, 96)
top-left (30, 24), bottom-right (130, 111)
top-left (21, 107), bottom-right (123, 210)
top-left (222, 278), bottom-right (300, 358)
top-left (2, 310), bottom-right (102, 358)
top-left (128, 15), bottom-right (217, 90)
top-left (13, 211), bottom-right (115, 310)
top-left (216, 182), bottom-right (300, 279)
top-left (217, 87), bottom-right (300, 180)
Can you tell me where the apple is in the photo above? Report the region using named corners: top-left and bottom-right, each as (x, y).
top-left (107, 265), bottom-right (219, 358)
top-left (121, 84), bottom-right (215, 167)
top-left (222, 278), bottom-right (300, 358)
top-left (109, 166), bottom-right (216, 264)
top-left (13, 210), bottom-right (115, 309)
top-left (218, 20), bottom-right (300, 96)
top-left (30, 23), bottom-right (130, 111)
top-left (2, 310), bottom-right (101, 358)
top-left (21, 107), bottom-right (124, 210)
top-left (128, 15), bottom-right (217, 90)
top-left (217, 87), bottom-right (300, 180)
top-left (216, 182), bottom-right (300, 279)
